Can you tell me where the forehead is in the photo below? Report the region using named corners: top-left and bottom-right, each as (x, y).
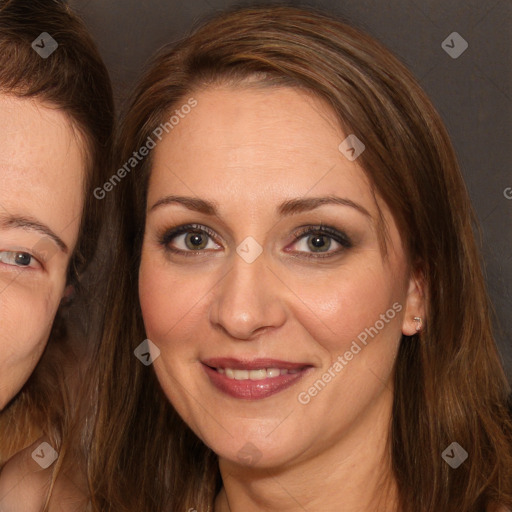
top-left (0, 94), bottom-right (85, 244)
top-left (149, 86), bottom-right (374, 213)
top-left (0, 94), bottom-right (82, 164)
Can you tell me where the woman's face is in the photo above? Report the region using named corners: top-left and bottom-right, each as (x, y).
top-left (0, 94), bottom-right (84, 409)
top-left (139, 86), bottom-right (424, 468)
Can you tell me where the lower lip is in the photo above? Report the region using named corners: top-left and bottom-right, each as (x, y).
top-left (202, 364), bottom-right (310, 400)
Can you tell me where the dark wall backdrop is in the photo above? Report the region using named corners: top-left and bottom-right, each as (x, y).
top-left (69, 0), bottom-right (512, 378)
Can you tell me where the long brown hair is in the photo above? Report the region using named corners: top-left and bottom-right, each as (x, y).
top-left (89, 5), bottom-right (512, 511)
top-left (0, 0), bottom-right (114, 505)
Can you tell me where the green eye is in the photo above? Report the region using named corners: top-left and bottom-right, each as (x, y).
top-left (288, 225), bottom-right (352, 259)
top-left (159, 224), bottom-right (220, 256)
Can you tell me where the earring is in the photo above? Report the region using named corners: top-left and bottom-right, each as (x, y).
top-left (413, 317), bottom-right (422, 332)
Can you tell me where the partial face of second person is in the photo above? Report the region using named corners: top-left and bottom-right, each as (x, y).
top-left (139, 85), bottom-right (424, 469)
top-left (0, 94), bottom-right (84, 409)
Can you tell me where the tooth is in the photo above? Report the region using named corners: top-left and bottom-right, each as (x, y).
top-left (233, 369), bottom-right (249, 380)
top-left (220, 367), bottom-right (302, 380)
top-left (249, 369), bottom-right (267, 380)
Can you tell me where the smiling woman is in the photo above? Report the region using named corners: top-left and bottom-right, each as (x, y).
top-left (0, 0), bottom-right (114, 509)
top-left (88, 4), bottom-right (511, 512)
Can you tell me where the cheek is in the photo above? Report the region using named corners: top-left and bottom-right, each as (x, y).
top-left (294, 262), bottom-right (404, 354)
top-left (139, 242), bottom-right (226, 344)
top-left (0, 282), bottom-right (57, 345)
top-left (138, 256), bottom-right (191, 341)
top-left (138, 257), bottom-right (204, 413)
top-left (292, 265), bottom-right (405, 428)
top-left (0, 286), bottom-right (58, 407)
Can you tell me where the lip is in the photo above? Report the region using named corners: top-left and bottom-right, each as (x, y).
top-left (202, 357), bottom-right (313, 400)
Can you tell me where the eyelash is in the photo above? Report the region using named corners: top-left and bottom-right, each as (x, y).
top-left (0, 251), bottom-right (40, 270)
top-left (158, 223), bottom-right (352, 260)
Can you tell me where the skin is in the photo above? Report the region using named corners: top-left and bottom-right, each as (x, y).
top-left (139, 86), bottom-right (425, 511)
top-left (0, 436), bottom-right (90, 512)
top-left (0, 94), bottom-right (84, 410)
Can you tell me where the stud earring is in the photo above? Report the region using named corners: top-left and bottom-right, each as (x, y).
top-left (413, 317), bottom-right (422, 332)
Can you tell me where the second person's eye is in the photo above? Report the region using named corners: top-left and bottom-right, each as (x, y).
top-left (287, 225), bottom-right (352, 259)
top-left (159, 224), bottom-right (221, 256)
top-left (159, 223), bottom-right (352, 260)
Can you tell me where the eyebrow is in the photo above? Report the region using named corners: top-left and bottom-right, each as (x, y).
top-left (0, 214), bottom-right (68, 253)
top-left (149, 194), bottom-right (372, 218)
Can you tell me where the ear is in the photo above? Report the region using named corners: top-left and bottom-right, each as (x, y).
top-left (401, 271), bottom-right (426, 336)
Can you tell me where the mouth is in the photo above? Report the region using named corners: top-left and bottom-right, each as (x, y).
top-left (201, 358), bottom-right (313, 400)
top-left (218, 367), bottom-right (300, 380)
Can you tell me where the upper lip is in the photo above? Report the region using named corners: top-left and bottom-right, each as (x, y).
top-left (202, 357), bottom-right (311, 370)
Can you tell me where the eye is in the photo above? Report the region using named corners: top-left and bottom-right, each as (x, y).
top-left (158, 223), bottom-right (352, 260)
top-left (288, 225), bottom-right (352, 259)
top-left (159, 224), bottom-right (221, 256)
top-left (0, 251), bottom-right (41, 269)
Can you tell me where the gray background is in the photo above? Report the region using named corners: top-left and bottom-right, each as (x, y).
top-left (68, 0), bottom-right (512, 379)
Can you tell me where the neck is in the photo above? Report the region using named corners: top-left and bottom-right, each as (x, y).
top-left (214, 387), bottom-right (398, 512)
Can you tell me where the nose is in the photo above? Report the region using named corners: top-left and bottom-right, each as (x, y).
top-left (208, 251), bottom-right (287, 341)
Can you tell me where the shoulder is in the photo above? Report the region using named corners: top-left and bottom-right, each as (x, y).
top-left (0, 437), bottom-right (90, 512)
top-left (0, 438), bottom-right (51, 511)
